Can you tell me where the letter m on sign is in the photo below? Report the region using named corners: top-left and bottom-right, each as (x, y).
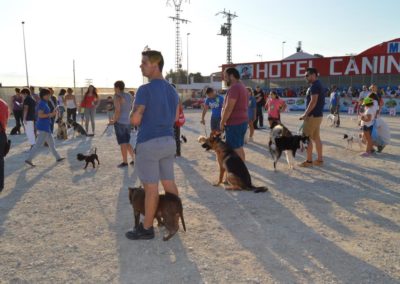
top-left (388, 42), bottom-right (400, 53)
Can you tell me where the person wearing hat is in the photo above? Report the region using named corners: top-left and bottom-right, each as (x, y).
top-left (359, 97), bottom-right (376, 157)
top-left (25, 88), bottom-right (65, 167)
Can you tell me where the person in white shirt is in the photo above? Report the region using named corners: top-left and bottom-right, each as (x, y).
top-left (358, 85), bottom-right (370, 101)
top-left (396, 85), bottom-right (400, 97)
top-left (359, 97), bottom-right (376, 157)
top-left (385, 86), bottom-right (392, 97)
top-left (357, 85), bottom-right (370, 114)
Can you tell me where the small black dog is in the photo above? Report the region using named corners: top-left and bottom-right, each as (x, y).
top-left (77, 148), bottom-right (100, 169)
top-left (10, 126), bottom-right (21, 135)
top-left (68, 119), bottom-right (90, 137)
top-left (180, 135), bottom-right (187, 143)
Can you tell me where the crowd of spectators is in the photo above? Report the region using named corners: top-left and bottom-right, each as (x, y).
top-left (262, 85), bottom-right (400, 99)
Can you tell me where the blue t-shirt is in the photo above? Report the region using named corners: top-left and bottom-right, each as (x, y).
top-left (134, 79), bottom-right (179, 144)
top-left (330, 91), bottom-right (339, 107)
top-left (248, 96), bottom-right (256, 119)
top-left (36, 100), bottom-right (51, 133)
top-left (306, 80), bottom-right (325, 117)
top-left (204, 95), bottom-right (224, 119)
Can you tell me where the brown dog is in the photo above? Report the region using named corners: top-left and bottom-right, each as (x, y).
top-left (199, 133), bottom-right (268, 193)
top-left (128, 187), bottom-right (186, 241)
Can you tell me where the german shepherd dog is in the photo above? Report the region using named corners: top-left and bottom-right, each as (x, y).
top-left (128, 187), bottom-right (186, 241)
top-left (199, 133), bottom-right (268, 193)
top-left (56, 118), bottom-right (68, 140)
top-left (269, 121), bottom-right (309, 170)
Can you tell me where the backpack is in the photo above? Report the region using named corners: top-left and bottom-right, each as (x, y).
top-left (175, 105), bottom-right (185, 127)
top-left (0, 124), bottom-right (11, 157)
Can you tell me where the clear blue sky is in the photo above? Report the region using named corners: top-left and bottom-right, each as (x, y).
top-left (0, 0), bottom-right (399, 87)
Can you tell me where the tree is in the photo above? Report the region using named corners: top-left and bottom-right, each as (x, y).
top-left (165, 70), bottom-right (205, 84)
top-left (165, 69), bottom-right (188, 84)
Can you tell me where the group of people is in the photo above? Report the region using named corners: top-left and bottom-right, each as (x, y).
top-left (202, 83), bottom-right (287, 144)
top-left (0, 49), bottom-right (392, 242)
top-left (5, 85), bottom-right (100, 167)
top-left (200, 67), bottom-right (323, 167)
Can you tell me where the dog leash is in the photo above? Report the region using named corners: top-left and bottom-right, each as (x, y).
top-left (202, 124), bottom-right (208, 137)
top-left (100, 124), bottom-right (110, 137)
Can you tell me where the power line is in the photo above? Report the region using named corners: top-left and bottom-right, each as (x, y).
top-left (167, 0), bottom-right (191, 71)
top-left (216, 9), bottom-right (237, 64)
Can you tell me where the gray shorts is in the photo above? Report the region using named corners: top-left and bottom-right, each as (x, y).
top-left (135, 136), bottom-right (176, 184)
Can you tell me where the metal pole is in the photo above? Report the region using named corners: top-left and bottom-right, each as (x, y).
top-left (282, 41), bottom-right (286, 59)
top-left (256, 54), bottom-right (262, 84)
top-left (187, 33), bottom-right (190, 86)
top-left (73, 59), bottom-right (76, 89)
top-left (21, 21), bottom-right (29, 86)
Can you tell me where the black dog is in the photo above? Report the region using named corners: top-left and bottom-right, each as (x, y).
top-left (10, 126), bottom-right (21, 135)
top-left (269, 122), bottom-right (309, 170)
top-left (77, 148), bottom-right (100, 169)
top-left (269, 135), bottom-right (309, 170)
top-left (180, 135), bottom-right (187, 143)
top-left (68, 119), bottom-right (90, 137)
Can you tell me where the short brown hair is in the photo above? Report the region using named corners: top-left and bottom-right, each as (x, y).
top-left (21, 88), bottom-right (30, 96)
top-left (114, 80), bottom-right (125, 91)
top-left (142, 50), bottom-right (164, 72)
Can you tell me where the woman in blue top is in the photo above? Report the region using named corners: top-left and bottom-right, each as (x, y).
top-left (25, 88), bottom-right (65, 167)
top-left (246, 87), bottom-right (257, 142)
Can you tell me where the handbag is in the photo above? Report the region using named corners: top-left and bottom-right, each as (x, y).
top-left (175, 105), bottom-right (185, 127)
top-left (371, 119), bottom-right (379, 144)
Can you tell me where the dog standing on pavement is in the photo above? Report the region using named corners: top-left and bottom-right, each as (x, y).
top-left (343, 133), bottom-right (363, 150)
top-left (76, 147), bottom-right (100, 169)
top-left (327, 114), bottom-right (338, 127)
top-left (269, 122), bottom-right (309, 170)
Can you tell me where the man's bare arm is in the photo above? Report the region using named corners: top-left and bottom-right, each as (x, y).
top-left (130, 105), bottom-right (145, 126)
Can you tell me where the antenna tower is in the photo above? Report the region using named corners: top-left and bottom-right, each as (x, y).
top-left (167, 0), bottom-right (190, 71)
top-left (216, 9), bottom-right (238, 64)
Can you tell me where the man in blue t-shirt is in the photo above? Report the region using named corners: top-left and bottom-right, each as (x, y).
top-left (201, 87), bottom-right (224, 131)
top-left (299, 67), bottom-right (325, 167)
top-left (127, 50), bottom-right (179, 241)
top-left (25, 88), bottom-right (64, 167)
top-left (329, 85), bottom-right (340, 127)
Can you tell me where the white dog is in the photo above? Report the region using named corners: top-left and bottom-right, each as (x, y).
top-left (326, 114), bottom-right (338, 127)
top-left (343, 133), bottom-right (363, 150)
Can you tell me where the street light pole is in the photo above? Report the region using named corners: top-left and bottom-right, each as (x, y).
top-left (256, 54), bottom-right (262, 84)
top-left (186, 33), bottom-right (190, 86)
top-left (21, 21), bottom-right (29, 86)
top-left (73, 59), bottom-right (76, 89)
top-left (282, 41), bottom-right (286, 59)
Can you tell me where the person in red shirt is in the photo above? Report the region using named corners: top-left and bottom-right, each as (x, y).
top-left (265, 91), bottom-right (286, 128)
top-left (80, 85), bottom-right (99, 134)
top-left (220, 67), bottom-right (248, 161)
top-left (0, 98), bottom-right (10, 192)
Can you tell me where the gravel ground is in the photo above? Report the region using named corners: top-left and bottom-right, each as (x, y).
top-left (0, 110), bottom-right (399, 284)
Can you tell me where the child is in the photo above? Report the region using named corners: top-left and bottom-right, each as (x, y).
top-left (106, 96), bottom-right (115, 121)
top-left (359, 97), bottom-right (376, 157)
top-left (246, 87), bottom-right (256, 142)
top-left (265, 91), bottom-right (286, 128)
